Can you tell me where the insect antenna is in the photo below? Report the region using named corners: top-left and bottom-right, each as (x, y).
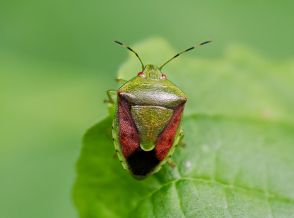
top-left (159, 40), bottom-right (212, 70)
top-left (114, 40), bottom-right (145, 71)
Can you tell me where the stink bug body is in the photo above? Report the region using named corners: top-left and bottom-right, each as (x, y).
top-left (106, 40), bottom-right (211, 179)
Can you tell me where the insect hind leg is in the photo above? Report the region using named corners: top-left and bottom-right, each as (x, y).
top-left (167, 158), bottom-right (176, 168)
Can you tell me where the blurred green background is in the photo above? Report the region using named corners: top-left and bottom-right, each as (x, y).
top-left (0, 1), bottom-right (293, 218)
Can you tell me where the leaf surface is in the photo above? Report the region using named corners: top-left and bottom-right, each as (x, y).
top-left (73, 38), bottom-right (294, 218)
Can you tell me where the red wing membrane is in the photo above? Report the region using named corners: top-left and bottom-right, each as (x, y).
top-left (155, 104), bottom-right (184, 161)
top-left (118, 96), bottom-right (140, 158)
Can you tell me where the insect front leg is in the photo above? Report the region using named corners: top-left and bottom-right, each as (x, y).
top-left (116, 78), bottom-right (128, 85)
top-left (104, 90), bottom-right (116, 104)
top-left (105, 90), bottom-right (117, 117)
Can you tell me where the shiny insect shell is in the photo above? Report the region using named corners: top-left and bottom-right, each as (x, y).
top-left (111, 65), bottom-right (186, 179)
top-left (108, 40), bottom-right (211, 179)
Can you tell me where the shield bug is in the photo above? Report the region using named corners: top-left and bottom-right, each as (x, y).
top-left (106, 40), bottom-right (211, 179)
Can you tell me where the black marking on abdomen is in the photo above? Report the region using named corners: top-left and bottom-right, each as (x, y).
top-left (126, 149), bottom-right (160, 177)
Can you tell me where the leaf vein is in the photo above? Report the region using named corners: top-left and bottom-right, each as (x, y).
top-left (139, 177), bottom-right (294, 208)
top-left (173, 182), bottom-right (186, 218)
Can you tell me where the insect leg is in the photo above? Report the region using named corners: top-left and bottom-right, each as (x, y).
top-left (104, 90), bottom-right (116, 104)
top-left (177, 130), bottom-right (186, 148)
top-left (113, 152), bottom-right (118, 159)
top-left (115, 78), bottom-right (128, 84)
top-left (167, 158), bottom-right (176, 168)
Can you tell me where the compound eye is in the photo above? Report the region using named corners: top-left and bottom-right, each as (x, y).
top-left (160, 73), bottom-right (167, 80)
top-left (137, 72), bottom-right (145, 77)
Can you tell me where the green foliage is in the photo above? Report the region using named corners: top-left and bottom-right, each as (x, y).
top-left (73, 38), bottom-right (294, 217)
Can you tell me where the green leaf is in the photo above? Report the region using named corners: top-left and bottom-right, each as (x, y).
top-left (73, 38), bottom-right (294, 217)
